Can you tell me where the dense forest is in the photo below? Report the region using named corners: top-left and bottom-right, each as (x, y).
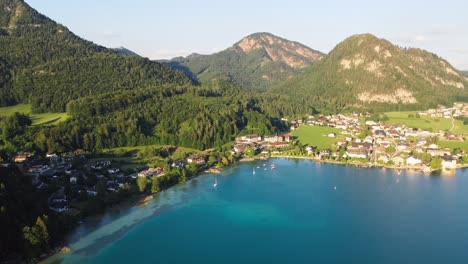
top-left (1, 81), bottom-right (310, 157)
top-left (0, 0), bottom-right (190, 111)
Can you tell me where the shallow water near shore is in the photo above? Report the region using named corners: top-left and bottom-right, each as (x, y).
top-left (45, 158), bottom-right (468, 264)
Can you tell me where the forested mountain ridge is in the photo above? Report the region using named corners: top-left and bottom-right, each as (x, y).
top-left (114, 47), bottom-right (141, 57)
top-left (164, 32), bottom-right (324, 91)
top-left (274, 34), bottom-right (468, 111)
top-left (0, 0), bottom-right (190, 111)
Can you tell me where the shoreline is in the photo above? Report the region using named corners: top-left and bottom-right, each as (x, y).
top-left (270, 154), bottom-right (468, 173)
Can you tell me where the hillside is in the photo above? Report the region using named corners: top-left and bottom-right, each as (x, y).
top-left (164, 32), bottom-right (324, 91)
top-left (0, 0), bottom-right (190, 112)
top-left (274, 34), bottom-right (468, 111)
top-left (462, 71), bottom-right (468, 78)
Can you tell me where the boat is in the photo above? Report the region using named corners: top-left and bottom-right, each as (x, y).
top-left (253, 168), bottom-right (256, 175)
top-left (271, 163), bottom-right (276, 169)
top-left (213, 177), bottom-right (218, 187)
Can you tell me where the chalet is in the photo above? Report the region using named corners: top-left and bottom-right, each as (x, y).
top-left (365, 120), bottom-right (378, 126)
top-left (428, 143), bottom-right (439, 149)
top-left (374, 130), bottom-right (386, 138)
top-left (234, 142), bottom-right (256, 154)
top-left (337, 139), bottom-right (347, 147)
top-left (187, 154), bottom-right (206, 165)
top-left (346, 149), bottom-right (369, 159)
top-left (283, 134), bottom-right (291, 143)
top-left (171, 160), bottom-right (186, 169)
top-left (363, 136), bottom-right (373, 144)
top-left (244, 134), bottom-right (262, 142)
top-left (374, 146), bottom-right (386, 155)
top-left (406, 156), bottom-right (422, 166)
top-left (427, 149), bottom-right (444, 157)
top-left (268, 142), bottom-right (290, 148)
top-left (264, 135), bottom-right (283, 143)
top-left (387, 129), bottom-right (400, 137)
top-left (397, 143), bottom-right (410, 152)
top-left (442, 156), bottom-right (457, 170)
top-left (319, 149), bottom-right (331, 159)
top-left (392, 155), bottom-right (405, 166)
top-left (377, 155), bottom-right (390, 164)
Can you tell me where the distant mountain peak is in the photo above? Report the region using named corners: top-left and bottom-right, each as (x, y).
top-left (234, 32), bottom-right (324, 68)
top-left (113, 47), bottom-right (140, 57)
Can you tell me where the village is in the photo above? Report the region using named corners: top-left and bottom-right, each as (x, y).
top-left (7, 149), bottom-right (210, 214)
top-left (5, 103), bottom-right (468, 214)
top-left (232, 103), bottom-right (468, 173)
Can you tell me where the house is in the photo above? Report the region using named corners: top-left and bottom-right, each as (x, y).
top-left (244, 134), bottom-right (262, 143)
top-left (427, 149), bottom-right (444, 157)
top-left (171, 160), bottom-right (186, 169)
top-left (346, 149), bottom-right (369, 159)
top-left (374, 146), bottom-right (386, 155)
top-left (138, 167), bottom-right (163, 178)
top-left (70, 176), bottom-right (78, 184)
top-left (283, 134), bottom-right (291, 143)
top-left (428, 143), bottom-right (439, 149)
top-left (392, 155), bottom-right (405, 165)
top-left (264, 135), bottom-right (283, 143)
top-left (187, 154), bottom-right (206, 165)
top-left (305, 146), bottom-right (316, 155)
top-left (46, 152), bottom-right (57, 158)
top-left (14, 155), bottom-right (27, 163)
top-left (442, 156), bottom-right (457, 169)
top-left (319, 149), bottom-right (331, 159)
top-left (337, 139), bottom-right (347, 147)
top-left (233, 143), bottom-right (256, 154)
top-left (374, 130), bottom-right (386, 138)
top-left (406, 156), bottom-right (422, 166)
top-left (377, 155), bottom-right (390, 164)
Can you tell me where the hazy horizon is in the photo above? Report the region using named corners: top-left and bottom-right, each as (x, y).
top-left (25, 0), bottom-right (468, 69)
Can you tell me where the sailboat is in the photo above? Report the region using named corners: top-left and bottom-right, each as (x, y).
top-left (213, 177), bottom-right (218, 187)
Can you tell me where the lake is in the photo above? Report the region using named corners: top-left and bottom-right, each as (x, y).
top-left (46, 159), bottom-right (468, 264)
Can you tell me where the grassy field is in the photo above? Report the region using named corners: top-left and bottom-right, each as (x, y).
top-left (292, 125), bottom-right (344, 149)
top-left (0, 104), bottom-right (69, 125)
top-left (439, 140), bottom-right (468, 151)
top-left (385, 111), bottom-right (467, 134)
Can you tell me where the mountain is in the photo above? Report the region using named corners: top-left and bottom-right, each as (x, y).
top-left (274, 34), bottom-right (468, 111)
top-left (0, 0), bottom-right (190, 112)
top-left (164, 32), bottom-right (324, 91)
top-left (114, 46), bottom-right (140, 57)
top-left (462, 71), bottom-right (468, 78)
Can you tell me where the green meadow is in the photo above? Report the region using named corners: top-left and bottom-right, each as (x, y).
top-left (385, 111), bottom-right (467, 134)
top-left (292, 125), bottom-right (344, 149)
top-left (0, 104), bottom-right (69, 125)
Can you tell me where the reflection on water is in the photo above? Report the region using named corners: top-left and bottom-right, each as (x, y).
top-left (43, 159), bottom-right (468, 264)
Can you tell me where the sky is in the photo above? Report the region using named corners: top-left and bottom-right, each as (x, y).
top-left (25, 0), bottom-right (468, 69)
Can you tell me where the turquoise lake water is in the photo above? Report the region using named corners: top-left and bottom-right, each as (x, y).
top-left (48, 159), bottom-right (468, 264)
